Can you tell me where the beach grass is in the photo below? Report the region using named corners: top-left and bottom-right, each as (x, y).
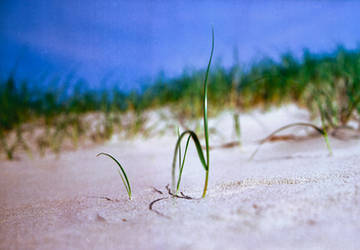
top-left (171, 28), bottom-right (214, 198)
top-left (1, 44), bottom-right (360, 159)
top-left (96, 152), bottom-right (132, 200)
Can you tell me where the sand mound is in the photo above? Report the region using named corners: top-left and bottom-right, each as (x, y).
top-left (1, 106), bottom-right (359, 250)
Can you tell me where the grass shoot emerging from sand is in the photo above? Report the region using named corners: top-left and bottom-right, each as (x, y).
top-left (96, 152), bottom-right (132, 200)
top-left (249, 122), bottom-right (333, 160)
top-left (171, 28), bottom-right (214, 198)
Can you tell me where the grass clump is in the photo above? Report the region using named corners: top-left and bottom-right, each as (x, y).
top-left (96, 152), bottom-right (132, 200)
top-left (2, 39), bottom-right (360, 159)
top-left (171, 28), bottom-right (214, 198)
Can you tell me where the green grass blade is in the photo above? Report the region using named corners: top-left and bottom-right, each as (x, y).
top-left (316, 98), bottom-right (333, 156)
top-left (97, 152), bottom-right (132, 200)
top-left (233, 113), bottom-right (241, 147)
top-left (317, 103), bottom-right (333, 156)
top-left (171, 130), bottom-right (208, 194)
top-left (118, 169), bottom-right (130, 196)
top-left (177, 126), bottom-right (182, 171)
top-left (171, 27), bottom-right (214, 198)
top-left (176, 134), bottom-right (191, 193)
top-left (323, 129), bottom-right (333, 156)
top-left (203, 27), bottom-right (214, 174)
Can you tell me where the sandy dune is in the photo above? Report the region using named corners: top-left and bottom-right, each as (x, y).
top-left (1, 106), bottom-right (359, 250)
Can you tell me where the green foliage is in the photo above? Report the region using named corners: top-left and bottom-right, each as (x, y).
top-left (171, 28), bottom-right (214, 198)
top-left (96, 152), bottom-right (132, 200)
top-left (1, 44), bottom-right (360, 159)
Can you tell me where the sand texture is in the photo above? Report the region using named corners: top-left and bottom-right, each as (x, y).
top-left (1, 106), bottom-right (360, 250)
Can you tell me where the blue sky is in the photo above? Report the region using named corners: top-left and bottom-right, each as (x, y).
top-left (1, 1), bottom-right (360, 91)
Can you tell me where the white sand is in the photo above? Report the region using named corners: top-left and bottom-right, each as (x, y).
top-left (1, 106), bottom-right (359, 250)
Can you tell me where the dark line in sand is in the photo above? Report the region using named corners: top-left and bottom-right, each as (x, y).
top-left (165, 184), bottom-right (196, 200)
top-left (148, 185), bottom-right (200, 219)
top-left (152, 187), bottom-right (163, 194)
top-left (149, 197), bottom-right (170, 219)
top-left (86, 195), bottom-right (119, 202)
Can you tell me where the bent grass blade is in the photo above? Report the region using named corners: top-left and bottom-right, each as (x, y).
top-left (249, 122), bottom-right (332, 160)
top-left (171, 130), bottom-right (208, 197)
top-left (177, 133), bottom-right (191, 193)
top-left (171, 27), bottom-right (214, 198)
top-left (97, 152), bottom-right (132, 200)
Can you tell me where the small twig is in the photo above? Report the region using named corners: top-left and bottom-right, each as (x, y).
top-left (148, 185), bottom-right (199, 219)
top-left (202, 141), bottom-right (240, 150)
top-left (249, 122), bottom-right (326, 161)
top-left (165, 184), bottom-right (195, 200)
top-left (152, 187), bottom-right (163, 194)
top-left (180, 192), bottom-right (194, 199)
top-left (87, 195), bottom-right (119, 202)
top-left (149, 197), bottom-right (170, 219)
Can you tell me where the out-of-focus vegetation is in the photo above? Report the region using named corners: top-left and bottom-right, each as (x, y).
top-left (1, 46), bottom-right (360, 159)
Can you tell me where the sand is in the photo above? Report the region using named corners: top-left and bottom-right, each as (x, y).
top-left (1, 105), bottom-right (359, 250)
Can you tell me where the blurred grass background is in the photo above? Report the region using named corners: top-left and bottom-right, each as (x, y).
top-left (1, 46), bottom-right (360, 160)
